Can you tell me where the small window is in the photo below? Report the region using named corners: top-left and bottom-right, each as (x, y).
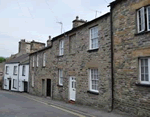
top-left (90, 26), bottom-right (98, 49)
top-left (22, 65), bottom-right (26, 76)
top-left (147, 6), bottom-right (150, 31)
top-left (37, 55), bottom-right (39, 67)
top-left (5, 66), bottom-right (9, 74)
top-left (13, 66), bottom-right (17, 75)
top-left (43, 53), bottom-right (46, 67)
top-left (32, 75), bottom-right (34, 87)
top-left (139, 58), bottom-right (150, 84)
top-left (137, 6), bottom-right (150, 33)
top-left (59, 40), bottom-right (64, 56)
top-left (59, 69), bottom-right (63, 86)
top-left (33, 56), bottom-right (35, 67)
top-left (89, 69), bottom-right (99, 92)
top-left (137, 7), bottom-right (145, 33)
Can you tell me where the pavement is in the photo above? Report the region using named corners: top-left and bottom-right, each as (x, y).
top-left (0, 90), bottom-right (128, 117)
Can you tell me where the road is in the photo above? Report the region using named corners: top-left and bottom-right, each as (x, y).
top-left (0, 90), bottom-right (85, 117)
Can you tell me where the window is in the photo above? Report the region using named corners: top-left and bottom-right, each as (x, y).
top-left (137, 6), bottom-right (150, 33)
top-left (13, 66), bottom-right (17, 75)
top-left (43, 53), bottom-right (46, 67)
top-left (33, 56), bottom-right (35, 67)
top-left (59, 40), bottom-right (64, 55)
top-left (13, 79), bottom-right (17, 88)
top-left (22, 65), bottom-right (26, 76)
top-left (147, 6), bottom-right (150, 31)
top-left (37, 55), bottom-right (39, 67)
top-left (59, 69), bottom-right (63, 86)
top-left (90, 26), bottom-right (98, 49)
top-left (139, 58), bottom-right (150, 84)
top-left (32, 75), bottom-right (34, 87)
top-left (89, 69), bottom-right (99, 92)
top-left (5, 66), bottom-right (9, 74)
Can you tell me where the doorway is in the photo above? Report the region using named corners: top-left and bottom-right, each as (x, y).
top-left (69, 76), bottom-right (76, 101)
top-left (47, 79), bottom-right (51, 97)
top-left (42, 79), bottom-right (45, 96)
top-left (24, 82), bottom-right (28, 92)
top-left (9, 79), bottom-right (11, 90)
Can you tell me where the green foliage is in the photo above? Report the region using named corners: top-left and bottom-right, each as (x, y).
top-left (0, 57), bottom-right (5, 63)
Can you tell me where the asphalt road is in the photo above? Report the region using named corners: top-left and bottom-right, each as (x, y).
top-left (0, 91), bottom-right (81, 117)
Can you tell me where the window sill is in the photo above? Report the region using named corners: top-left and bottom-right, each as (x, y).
top-left (57, 55), bottom-right (64, 58)
top-left (135, 82), bottom-right (150, 87)
top-left (87, 90), bottom-right (99, 95)
top-left (57, 84), bottom-right (63, 87)
top-left (42, 66), bottom-right (46, 68)
top-left (135, 31), bottom-right (150, 36)
top-left (13, 87), bottom-right (17, 89)
top-left (13, 74), bottom-right (17, 76)
top-left (87, 48), bottom-right (99, 52)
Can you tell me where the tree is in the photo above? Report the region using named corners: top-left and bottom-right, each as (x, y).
top-left (0, 57), bottom-right (5, 63)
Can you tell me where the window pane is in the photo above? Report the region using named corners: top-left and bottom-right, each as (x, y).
top-left (145, 74), bottom-right (149, 81)
top-left (145, 67), bottom-right (148, 73)
top-left (145, 59), bottom-right (148, 66)
top-left (141, 74), bottom-right (144, 81)
top-left (148, 7), bottom-right (150, 29)
top-left (141, 59), bottom-right (144, 66)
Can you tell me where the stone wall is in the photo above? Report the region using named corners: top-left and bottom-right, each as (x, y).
top-left (112, 0), bottom-right (150, 116)
top-left (29, 14), bottom-right (112, 111)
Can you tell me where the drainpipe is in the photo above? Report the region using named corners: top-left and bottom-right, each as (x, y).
top-left (110, 6), bottom-right (114, 112)
top-left (18, 64), bottom-right (20, 92)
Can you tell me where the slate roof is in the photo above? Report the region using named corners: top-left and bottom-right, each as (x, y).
top-left (6, 53), bottom-right (29, 64)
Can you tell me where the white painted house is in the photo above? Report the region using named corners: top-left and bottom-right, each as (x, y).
top-left (3, 54), bottom-right (29, 92)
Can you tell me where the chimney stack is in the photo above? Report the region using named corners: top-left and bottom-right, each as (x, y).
top-left (47, 36), bottom-right (52, 46)
top-left (72, 16), bottom-right (87, 28)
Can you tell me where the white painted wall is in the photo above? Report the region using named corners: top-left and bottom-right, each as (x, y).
top-left (18, 65), bottom-right (29, 92)
top-left (3, 63), bottom-right (19, 91)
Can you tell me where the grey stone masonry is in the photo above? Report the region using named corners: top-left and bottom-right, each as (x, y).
top-left (111, 0), bottom-right (150, 116)
top-left (29, 13), bottom-right (112, 111)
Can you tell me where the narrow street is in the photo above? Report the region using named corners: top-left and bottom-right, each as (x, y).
top-left (0, 90), bottom-right (83, 117)
top-left (0, 90), bottom-right (126, 117)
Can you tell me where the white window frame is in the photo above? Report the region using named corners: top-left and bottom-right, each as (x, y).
top-left (89, 68), bottom-right (99, 93)
top-left (59, 69), bottom-right (63, 86)
top-left (147, 6), bottom-right (150, 31)
top-left (32, 75), bottom-right (34, 87)
top-left (6, 66), bottom-right (9, 74)
top-left (137, 7), bottom-right (145, 33)
top-left (43, 53), bottom-right (46, 67)
top-left (13, 66), bottom-right (17, 75)
top-left (33, 56), bottom-right (35, 67)
top-left (139, 58), bottom-right (150, 84)
top-left (22, 65), bottom-right (26, 76)
top-left (89, 26), bottom-right (99, 50)
top-left (37, 55), bottom-right (39, 67)
top-left (59, 40), bottom-right (64, 56)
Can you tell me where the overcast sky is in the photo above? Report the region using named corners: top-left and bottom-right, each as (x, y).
top-left (0, 0), bottom-right (114, 57)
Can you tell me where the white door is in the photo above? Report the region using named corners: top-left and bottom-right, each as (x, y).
top-left (69, 76), bottom-right (76, 101)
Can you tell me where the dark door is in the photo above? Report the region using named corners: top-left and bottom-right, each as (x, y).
top-left (24, 82), bottom-right (28, 92)
top-left (47, 79), bottom-right (51, 97)
top-left (9, 80), bottom-right (11, 90)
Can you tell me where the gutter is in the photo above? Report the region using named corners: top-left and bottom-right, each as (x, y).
top-left (110, 6), bottom-right (114, 112)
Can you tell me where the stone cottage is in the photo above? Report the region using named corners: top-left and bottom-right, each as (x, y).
top-left (29, 13), bottom-right (112, 111)
top-left (110, 0), bottom-right (150, 116)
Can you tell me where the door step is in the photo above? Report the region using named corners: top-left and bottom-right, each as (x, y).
top-left (68, 100), bottom-right (75, 104)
